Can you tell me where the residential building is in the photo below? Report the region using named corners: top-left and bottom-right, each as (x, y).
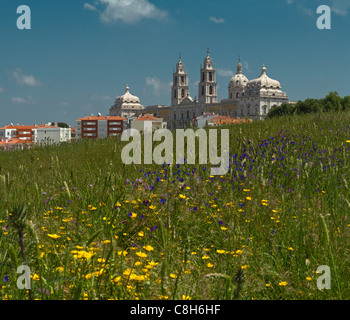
top-left (75, 115), bottom-right (126, 139)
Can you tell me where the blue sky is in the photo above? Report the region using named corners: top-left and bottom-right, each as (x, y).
top-left (0, 0), bottom-right (349, 127)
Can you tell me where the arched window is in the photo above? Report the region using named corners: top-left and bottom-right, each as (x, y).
top-left (209, 86), bottom-right (213, 95)
top-left (174, 77), bottom-right (178, 85)
top-left (202, 86), bottom-right (205, 96)
top-left (202, 73), bottom-right (205, 82)
top-left (181, 76), bottom-right (184, 84)
top-left (236, 92), bottom-right (239, 98)
top-left (209, 72), bottom-right (213, 82)
top-left (181, 89), bottom-right (185, 98)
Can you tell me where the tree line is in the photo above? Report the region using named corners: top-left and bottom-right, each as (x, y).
top-left (266, 92), bottom-right (350, 119)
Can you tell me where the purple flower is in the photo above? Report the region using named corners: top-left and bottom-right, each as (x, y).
top-left (4, 276), bottom-right (9, 283)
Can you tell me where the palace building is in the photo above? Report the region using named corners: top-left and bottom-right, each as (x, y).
top-left (109, 50), bottom-right (289, 129)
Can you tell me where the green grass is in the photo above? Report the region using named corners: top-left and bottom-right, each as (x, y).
top-left (0, 111), bottom-right (350, 300)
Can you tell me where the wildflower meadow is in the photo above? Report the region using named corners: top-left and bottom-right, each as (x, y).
top-left (0, 111), bottom-right (349, 300)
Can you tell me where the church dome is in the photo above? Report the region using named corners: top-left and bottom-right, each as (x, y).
top-left (247, 65), bottom-right (281, 89)
top-left (229, 59), bottom-right (248, 89)
top-left (115, 85), bottom-right (141, 104)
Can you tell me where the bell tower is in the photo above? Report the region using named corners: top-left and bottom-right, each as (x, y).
top-left (198, 49), bottom-right (217, 104)
top-left (171, 54), bottom-right (190, 106)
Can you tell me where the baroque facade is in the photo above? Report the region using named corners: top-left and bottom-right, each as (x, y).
top-left (109, 51), bottom-right (289, 129)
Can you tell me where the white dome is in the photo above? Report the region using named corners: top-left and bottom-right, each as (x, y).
top-left (115, 85), bottom-right (140, 104)
top-left (229, 60), bottom-right (248, 89)
top-left (247, 65), bottom-right (281, 89)
top-left (229, 73), bottom-right (248, 89)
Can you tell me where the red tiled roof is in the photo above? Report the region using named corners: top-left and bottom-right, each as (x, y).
top-left (0, 138), bottom-right (32, 145)
top-left (77, 116), bottom-right (126, 121)
top-left (135, 114), bottom-right (162, 121)
top-left (0, 125), bottom-right (36, 130)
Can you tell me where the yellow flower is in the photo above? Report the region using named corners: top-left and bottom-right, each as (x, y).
top-left (143, 245), bottom-right (154, 252)
top-left (266, 283), bottom-right (271, 287)
top-left (101, 240), bottom-right (111, 244)
top-left (216, 249), bottom-right (225, 254)
top-left (130, 274), bottom-right (145, 281)
top-left (170, 273), bottom-right (177, 279)
top-left (243, 189), bottom-right (250, 192)
top-left (246, 197), bottom-right (252, 201)
top-left (207, 263), bottom-right (214, 268)
top-left (31, 274), bottom-right (40, 281)
top-left (346, 140), bottom-right (350, 143)
top-left (306, 277), bottom-right (312, 282)
top-left (182, 295), bottom-right (191, 300)
top-left (179, 194), bottom-right (186, 199)
top-left (113, 276), bottom-right (122, 283)
top-left (202, 255), bottom-right (210, 260)
top-left (241, 265), bottom-right (249, 270)
top-left (288, 247), bottom-right (294, 251)
top-left (136, 251), bottom-right (147, 258)
top-left (278, 281), bottom-right (288, 286)
top-left (47, 234), bottom-right (61, 239)
top-left (138, 231), bottom-right (144, 237)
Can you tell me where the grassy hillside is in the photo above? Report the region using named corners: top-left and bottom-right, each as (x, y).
top-left (0, 111), bottom-right (349, 300)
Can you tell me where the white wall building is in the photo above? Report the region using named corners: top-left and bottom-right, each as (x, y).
top-left (36, 127), bottom-right (71, 145)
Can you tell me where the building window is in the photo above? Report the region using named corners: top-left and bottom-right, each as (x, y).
top-left (181, 89), bottom-right (185, 98)
top-left (230, 93), bottom-right (233, 99)
top-left (236, 92), bottom-right (239, 98)
top-left (209, 72), bottom-right (213, 82)
top-left (202, 72), bottom-right (205, 82)
top-left (174, 90), bottom-right (177, 98)
top-left (181, 76), bottom-right (184, 84)
top-left (174, 76), bottom-right (178, 85)
top-left (174, 113), bottom-right (176, 120)
top-left (187, 110), bottom-right (189, 119)
top-left (209, 86), bottom-right (213, 95)
top-left (202, 86), bottom-right (204, 96)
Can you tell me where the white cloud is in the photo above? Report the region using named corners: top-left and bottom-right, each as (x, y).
top-left (286, 0), bottom-right (350, 17)
top-left (146, 77), bottom-right (171, 96)
top-left (330, 0), bottom-right (350, 16)
top-left (11, 95), bottom-right (34, 104)
top-left (85, 0), bottom-right (168, 24)
top-left (209, 16), bottom-right (225, 24)
top-left (84, 3), bottom-right (98, 11)
top-left (90, 94), bottom-right (113, 101)
top-left (217, 68), bottom-right (234, 77)
top-left (12, 69), bottom-right (42, 87)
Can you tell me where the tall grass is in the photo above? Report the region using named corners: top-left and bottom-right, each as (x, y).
top-left (0, 111), bottom-right (349, 300)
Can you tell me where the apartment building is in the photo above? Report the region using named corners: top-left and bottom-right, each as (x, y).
top-left (75, 115), bottom-right (126, 139)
